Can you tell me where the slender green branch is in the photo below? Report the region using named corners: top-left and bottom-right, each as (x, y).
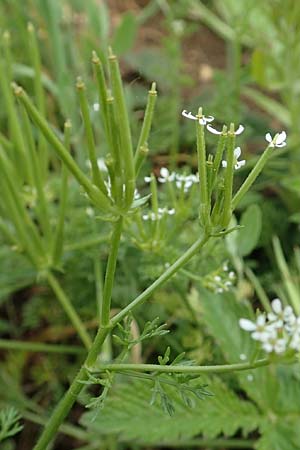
top-left (134, 82), bottom-right (157, 174)
top-left (52, 120), bottom-right (71, 266)
top-left (46, 272), bottom-right (92, 350)
top-left (232, 144), bottom-right (274, 209)
top-left (111, 233), bottom-right (210, 326)
top-left (0, 339), bottom-right (85, 355)
top-left (76, 77), bottom-right (106, 193)
top-left (27, 22), bottom-right (48, 178)
top-left (33, 233), bottom-right (210, 449)
top-left (109, 49), bottom-right (135, 208)
top-left (13, 84), bottom-right (114, 213)
top-left (221, 125), bottom-right (235, 227)
top-left (101, 217), bottom-right (123, 326)
top-left (64, 234), bottom-right (110, 252)
top-left (92, 358), bottom-right (270, 375)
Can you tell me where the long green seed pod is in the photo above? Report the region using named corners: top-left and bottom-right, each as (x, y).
top-left (108, 48), bottom-right (135, 209)
top-left (13, 84), bottom-right (114, 213)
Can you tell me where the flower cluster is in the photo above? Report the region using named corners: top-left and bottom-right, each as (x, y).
top-left (142, 207), bottom-right (175, 222)
top-left (144, 168), bottom-right (199, 193)
top-left (204, 263), bottom-right (236, 294)
top-left (239, 298), bottom-right (300, 354)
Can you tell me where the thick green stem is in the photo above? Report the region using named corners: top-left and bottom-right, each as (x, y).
top-left (33, 233), bottom-right (210, 449)
top-left (33, 328), bottom-right (109, 450)
top-left (46, 272), bottom-right (92, 350)
top-left (101, 217), bottom-right (123, 326)
top-left (93, 358), bottom-right (269, 375)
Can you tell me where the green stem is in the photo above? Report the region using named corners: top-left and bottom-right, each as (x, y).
top-left (232, 145), bottom-right (274, 209)
top-left (33, 233), bottom-right (210, 450)
top-left (273, 236), bottom-right (300, 314)
top-left (13, 85), bottom-right (113, 213)
top-left (109, 49), bottom-right (135, 208)
top-left (101, 217), bottom-right (123, 326)
top-left (23, 410), bottom-right (91, 442)
top-left (0, 339), bottom-right (85, 355)
top-left (136, 83), bottom-right (157, 152)
top-left (27, 22), bottom-right (48, 179)
top-left (52, 120), bottom-right (71, 266)
top-left (33, 328), bottom-right (108, 450)
top-left (64, 234), bottom-right (110, 252)
top-left (76, 77), bottom-right (106, 193)
top-left (111, 233), bottom-right (210, 326)
top-left (221, 126), bottom-right (235, 227)
top-left (46, 272), bottom-right (92, 350)
top-left (196, 116), bottom-right (209, 227)
top-left (92, 358), bottom-right (269, 375)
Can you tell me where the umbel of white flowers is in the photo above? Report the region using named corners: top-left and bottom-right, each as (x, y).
top-left (239, 299), bottom-right (300, 354)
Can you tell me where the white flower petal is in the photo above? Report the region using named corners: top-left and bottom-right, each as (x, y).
top-left (160, 167), bottom-right (169, 178)
top-left (276, 142), bottom-right (286, 148)
top-left (257, 315), bottom-right (266, 326)
top-left (182, 110), bottom-right (197, 120)
top-left (207, 124), bottom-right (222, 135)
top-left (235, 125), bottom-right (244, 135)
top-left (235, 160), bottom-right (246, 170)
top-left (234, 146), bottom-right (241, 158)
top-left (222, 160), bottom-right (227, 168)
top-left (276, 131), bottom-right (287, 145)
top-left (239, 318), bottom-right (257, 331)
top-left (271, 298), bottom-right (282, 314)
top-left (265, 132), bottom-right (272, 143)
top-left (144, 176), bottom-right (151, 183)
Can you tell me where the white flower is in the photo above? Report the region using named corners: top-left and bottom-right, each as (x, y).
top-left (175, 173), bottom-right (199, 192)
top-left (265, 131), bottom-right (286, 148)
top-left (289, 332), bottom-right (300, 351)
top-left (97, 158), bottom-right (108, 172)
top-left (93, 102), bottom-right (100, 112)
top-left (239, 315), bottom-right (270, 341)
top-left (144, 176), bottom-right (152, 183)
top-left (207, 124), bottom-right (244, 136)
top-left (261, 329), bottom-right (287, 354)
top-left (142, 208), bottom-right (175, 221)
top-left (222, 147), bottom-right (246, 170)
top-left (267, 298), bottom-right (295, 329)
top-left (158, 167), bottom-right (176, 183)
top-left (181, 109), bottom-right (214, 125)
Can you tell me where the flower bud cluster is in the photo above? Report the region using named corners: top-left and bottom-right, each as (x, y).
top-left (145, 168), bottom-right (199, 193)
top-left (239, 299), bottom-right (300, 354)
top-left (204, 263), bottom-right (236, 293)
top-left (142, 207), bottom-right (175, 222)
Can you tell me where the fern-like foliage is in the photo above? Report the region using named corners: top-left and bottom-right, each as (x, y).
top-left (80, 375), bottom-right (259, 444)
top-left (0, 407), bottom-right (23, 442)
